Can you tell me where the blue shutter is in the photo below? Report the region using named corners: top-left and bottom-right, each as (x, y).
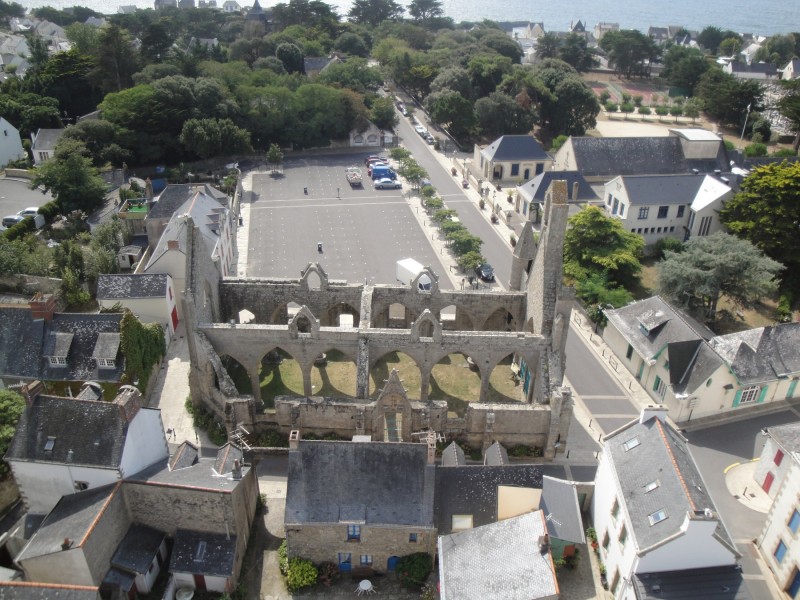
top-left (757, 386), bottom-right (768, 403)
top-left (732, 390), bottom-right (742, 407)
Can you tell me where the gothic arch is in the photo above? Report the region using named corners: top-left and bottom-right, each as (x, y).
top-left (299, 262), bottom-right (329, 291)
top-left (410, 309), bottom-right (442, 342)
top-left (288, 305), bottom-right (320, 337)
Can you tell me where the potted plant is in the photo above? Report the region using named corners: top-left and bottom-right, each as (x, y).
top-left (479, 198), bottom-right (485, 210)
top-left (510, 234), bottom-right (517, 247)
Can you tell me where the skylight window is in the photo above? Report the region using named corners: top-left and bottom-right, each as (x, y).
top-left (194, 541), bottom-right (207, 561)
top-left (623, 437), bottom-right (641, 451)
top-left (44, 436), bottom-right (56, 452)
top-left (644, 480), bottom-right (659, 493)
top-left (648, 509), bottom-right (667, 525)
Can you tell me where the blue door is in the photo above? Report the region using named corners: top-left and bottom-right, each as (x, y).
top-left (338, 553), bottom-right (352, 572)
top-left (387, 556), bottom-right (400, 571)
top-left (788, 568), bottom-right (800, 597)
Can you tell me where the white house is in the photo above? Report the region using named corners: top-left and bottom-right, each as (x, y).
top-left (603, 297), bottom-right (800, 424)
top-left (0, 32), bottom-right (30, 56)
top-left (0, 117), bottom-right (24, 167)
top-left (145, 190), bottom-right (236, 316)
top-left (754, 423), bottom-right (800, 499)
top-left (592, 407), bottom-right (740, 600)
top-left (473, 135), bottom-right (552, 185)
top-left (603, 172), bottom-right (732, 246)
top-left (222, 0), bottom-right (241, 12)
top-left (724, 61), bottom-right (779, 81)
top-left (757, 426), bottom-right (800, 597)
top-left (97, 273), bottom-right (179, 338)
top-left (5, 387), bottom-right (169, 514)
top-left (782, 59), bottom-right (800, 81)
top-left (31, 128), bottom-right (65, 165)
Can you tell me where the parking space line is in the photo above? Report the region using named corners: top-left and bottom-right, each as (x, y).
top-left (250, 200), bottom-right (409, 210)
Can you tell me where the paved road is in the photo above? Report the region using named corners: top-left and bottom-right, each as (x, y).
top-left (394, 115), bottom-right (512, 287)
top-left (246, 155), bottom-right (452, 288)
top-left (0, 178), bottom-right (52, 226)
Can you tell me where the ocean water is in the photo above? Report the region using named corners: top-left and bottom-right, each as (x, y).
top-left (14, 0), bottom-right (797, 36)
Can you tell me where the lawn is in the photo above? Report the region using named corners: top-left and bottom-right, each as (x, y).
top-left (221, 351), bottom-right (524, 414)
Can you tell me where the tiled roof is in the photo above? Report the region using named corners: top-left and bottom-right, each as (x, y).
top-left (667, 339), bottom-right (723, 395)
top-left (285, 441), bottom-right (435, 527)
top-left (605, 417), bottom-right (737, 555)
top-left (709, 323), bottom-right (800, 385)
top-left (97, 274), bottom-right (169, 300)
top-left (6, 395), bottom-right (130, 468)
top-left (170, 529), bottom-right (236, 578)
top-left (438, 511), bottom-right (557, 600)
top-left (481, 135), bottom-right (550, 162)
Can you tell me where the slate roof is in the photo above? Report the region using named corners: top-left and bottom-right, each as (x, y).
top-left (605, 416), bottom-right (738, 557)
top-left (170, 529), bottom-right (236, 578)
top-left (434, 464), bottom-right (543, 534)
top-left (31, 128), bottom-right (64, 151)
top-left (518, 171), bottom-right (598, 203)
top-left (484, 441), bottom-right (509, 466)
top-left (0, 307), bottom-right (44, 378)
top-left (438, 511), bottom-right (558, 600)
top-left (480, 135), bottom-right (550, 162)
top-left (129, 457), bottom-right (250, 492)
top-left (619, 174), bottom-right (705, 205)
top-left (111, 523), bottom-right (165, 575)
top-left (102, 568), bottom-right (135, 593)
top-left (709, 323), bottom-right (800, 385)
top-left (97, 274), bottom-right (169, 300)
top-left (566, 137), bottom-right (728, 177)
top-left (16, 484), bottom-right (119, 563)
top-left (767, 422), bottom-right (800, 454)
top-left (0, 582), bottom-right (100, 599)
top-left (441, 441), bottom-right (465, 467)
top-left (146, 184), bottom-right (192, 220)
top-left (304, 56), bottom-right (332, 72)
top-left (666, 339), bottom-right (723, 396)
top-left (40, 313), bottom-right (124, 382)
top-left (6, 395), bottom-right (133, 468)
top-left (285, 441), bottom-right (435, 527)
top-left (539, 475), bottom-right (585, 543)
top-left (728, 61), bottom-right (778, 75)
top-left (213, 442), bottom-right (243, 475)
top-left (605, 296), bottom-right (716, 361)
top-left (44, 332), bottom-right (73, 357)
top-left (92, 333), bottom-right (120, 359)
top-left (169, 441), bottom-right (199, 470)
top-left (633, 566), bottom-right (752, 600)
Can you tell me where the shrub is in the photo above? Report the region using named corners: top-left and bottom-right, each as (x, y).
top-left (254, 428), bottom-right (289, 447)
top-left (619, 103), bottom-right (635, 117)
top-left (777, 292), bottom-right (794, 322)
top-left (637, 106), bottom-right (651, 116)
top-left (655, 106), bottom-right (670, 117)
top-left (317, 561), bottom-right (340, 586)
top-left (3, 217), bottom-right (35, 241)
top-left (772, 148), bottom-right (797, 157)
top-left (278, 540), bottom-right (289, 575)
top-left (744, 142), bottom-right (767, 157)
top-left (669, 105), bottom-right (683, 118)
top-left (508, 444), bottom-right (541, 457)
top-left (723, 139), bottom-right (735, 151)
top-left (286, 557), bottom-right (318, 592)
top-left (750, 132), bottom-right (764, 144)
top-left (604, 102), bottom-right (618, 113)
top-left (397, 552), bottom-right (433, 587)
top-left (598, 90), bottom-right (611, 104)
top-left (621, 92), bottom-right (631, 103)
top-left (184, 397), bottom-right (228, 446)
top-left (38, 200), bottom-right (60, 222)
top-left (550, 134), bottom-right (569, 152)
top-left (653, 236), bottom-right (684, 259)
top-left (633, 94), bottom-right (643, 106)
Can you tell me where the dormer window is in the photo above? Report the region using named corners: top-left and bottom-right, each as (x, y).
top-left (48, 356), bottom-right (67, 366)
top-left (639, 323), bottom-right (650, 335)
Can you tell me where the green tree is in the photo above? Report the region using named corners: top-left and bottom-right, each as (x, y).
top-left (65, 22), bottom-right (100, 55)
top-left (695, 67), bottom-right (763, 127)
top-left (535, 33), bottom-right (560, 60)
top-left (140, 19), bottom-right (174, 64)
top-left (179, 118), bottom-right (252, 159)
top-left (778, 80), bottom-right (800, 152)
top-left (348, 0), bottom-right (404, 27)
top-left (408, 0), bottom-right (443, 24)
top-left (333, 32), bottom-right (369, 57)
top-left (61, 266), bottom-right (90, 306)
top-left (457, 250), bottom-right (484, 272)
top-left (600, 29), bottom-right (660, 78)
top-left (31, 139), bottom-right (107, 213)
top-left (719, 37), bottom-right (742, 57)
top-left (532, 59), bottom-right (599, 136)
top-left (683, 97), bottom-right (703, 123)
top-left (658, 232), bottom-right (783, 318)
top-left (35, 49), bottom-right (100, 119)
top-left (468, 53), bottom-right (513, 97)
top-left (267, 143), bottom-right (285, 172)
top-left (564, 206), bottom-right (644, 286)
top-left (425, 90), bottom-right (474, 140)
top-left (276, 42), bottom-right (305, 74)
top-left (474, 90), bottom-right (534, 139)
top-left (719, 161), bottom-right (800, 281)
top-left (0, 390), bottom-right (25, 476)
top-left (430, 66), bottom-right (474, 99)
top-left (660, 45), bottom-right (709, 93)
top-left (369, 96), bottom-right (398, 130)
top-left (91, 24), bottom-right (139, 93)
top-left (316, 58), bottom-right (384, 93)
top-left (559, 33), bottom-right (598, 72)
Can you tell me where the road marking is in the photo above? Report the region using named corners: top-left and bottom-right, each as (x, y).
top-left (723, 462), bottom-right (741, 474)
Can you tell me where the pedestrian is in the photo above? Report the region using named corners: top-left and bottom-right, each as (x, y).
top-left (195, 431), bottom-right (199, 443)
top-left (461, 278), bottom-right (465, 290)
top-left (173, 429), bottom-right (177, 440)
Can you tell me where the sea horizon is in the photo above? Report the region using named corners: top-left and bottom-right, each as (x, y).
top-left (12, 0), bottom-right (798, 37)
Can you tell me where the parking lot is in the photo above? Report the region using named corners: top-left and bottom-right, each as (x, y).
top-left (245, 153), bottom-right (454, 289)
top-left (0, 178), bottom-right (51, 228)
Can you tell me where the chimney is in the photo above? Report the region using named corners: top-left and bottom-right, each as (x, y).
top-left (232, 458), bottom-right (242, 480)
top-left (29, 293), bottom-right (57, 322)
top-left (639, 405), bottom-right (669, 424)
top-left (20, 380), bottom-right (43, 407)
top-left (289, 429), bottom-right (301, 450)
top-left (113, 385), bottom-right (142, 422)
top-left (61, 538), bottom-right (72, 551)
top-left (167, 239), bottom-right (180, 250)
top-left (572, 181), bottom-right (579, 201)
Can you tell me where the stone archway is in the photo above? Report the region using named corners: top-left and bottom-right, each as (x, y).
top-left (485, 352), bottom-right (524, 402)
top-left (310, 347), bottom-right (359, 397)
top-left (429, 351), bottom-right (484, 417)
top-left (369, 351), bottom-right (423, 399)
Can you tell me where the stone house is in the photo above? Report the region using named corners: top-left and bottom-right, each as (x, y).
top-left (515, 170), bottom-right (598, 223)
top-left (30, 128), bottom-right (65, 165)
top-left (5, 386), bottom-right (169, 514)
top-left (0, 117), bottom-right (24, 167)
top-left (144, 183), bottom-right (228, 249)
top-left (438, 511), bottom-right (559, 600)
top-left (14, 442), bottom-right (257, 594)
top-left (603, 296), bottom-right (800, 424)
top-left (97, 273), bottom-right (179, 338)
top-left (756, 423), bottom-right (800, 596)
top-left (285, 439), bottom-right (437, 573)
top-left (473, 135), bottom-right (552, 186)
top-left (603, 173), bottom-right (733, 246)
top-left (594, 22), bottom-right (619, 41)
top-left (552, 129), bottom-right (730, 184)
top-left (592, 408), bottom-right (740, 600)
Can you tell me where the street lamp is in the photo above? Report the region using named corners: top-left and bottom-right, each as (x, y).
top-left (739, 102), bottom-right (752, 147)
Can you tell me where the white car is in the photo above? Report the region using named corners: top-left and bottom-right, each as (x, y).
top-left (374, 178), bottom-right (402, 190)
top-left (414, 125), bottom-right (427, 136)
top-left (17, 207), bottom-right (39, 217)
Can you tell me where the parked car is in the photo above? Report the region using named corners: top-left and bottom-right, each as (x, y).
top-left (367, 162), bottom-right (389, 176)
top-left (374, 178), bottom-right (402, 189)
top-left (2, 215), bottom-right (25, 228)
top-left (475, 263), bottom-right (495, 282)
top-left (425, 134), bottom-right (435, 145)
top-left (17, 207), bottom-right (40, 217)
top-left (414, 125), bottom-right (427, 136)
top-left (364, 155), bottom-right (382, 165)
